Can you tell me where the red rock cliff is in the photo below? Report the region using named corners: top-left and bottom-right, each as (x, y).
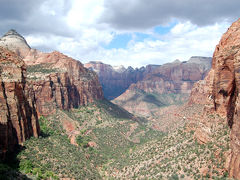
top-left (189, 18), bottom-right (240, 179)
top-left (84, 61), bottom-right (147, 100)
top-left (212, 19), bottom-right (240, 179)
top-left (0, 30), bottom-right (104, 116)
top-left (113, 57), bottom-right (211, 113)
top-left (25, 51), bottom-right (103, 116)
top-left (130, 58), bottom-right (211, 94)
top-left (0, 47), bottom-right (39, 158)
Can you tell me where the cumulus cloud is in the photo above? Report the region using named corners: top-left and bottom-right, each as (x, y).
top-left (100, 0), bottom-right (240, 30)
top-left (0, 0), bottom-right (236, 67)
top-left (73, 21), bottom-right (229, 67)
top-left (0, 0), bottom-right (72, 36)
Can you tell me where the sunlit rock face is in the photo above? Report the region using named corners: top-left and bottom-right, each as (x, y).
top-left (0, 46), bottom-right (39, 158)
top-left (0, 30), bottom-right (104, 116)
top-left (113, 57), bottom-right (211, 116)
top-left (188, 18), bottom-right (240, 179)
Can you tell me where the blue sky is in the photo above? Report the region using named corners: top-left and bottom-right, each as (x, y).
top-left (105, 22), bottom-right (176, 50)
top-left (1, 0), bottom-right (239, 67)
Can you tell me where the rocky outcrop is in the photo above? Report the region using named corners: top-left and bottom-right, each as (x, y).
top-left (188, 69), bottom-right (215, 106)
top-left (188, 18), bottom-right (240, 179)
top-left (113, 57), bottom-right (211, 116)
top-left (0, 30), bottom-right (104, 116)
top-left (84, 61), bottom-right (151, 100)
top-left (0, 29), bottom-right (104, 157)
top-left (0, 29), bottom-right (30, 58)
top-left (0, 47), bottom-right (39, 158)
top-left (211, 19), bottom-right (240, 179)
top-left (131, 57), bottom-right (211, 94)
top-left (25, 52), bottom-right (103, 116)
top-left (84, 58), bottom-right (211, 100)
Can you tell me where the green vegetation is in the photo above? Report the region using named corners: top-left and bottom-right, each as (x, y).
top-left (12, 99), bottom-right (161, 179)
top-left (27, 63), bottom-right (59, 74)
top-left (103, 111), bottom-right (231, 179)
top-left (76, 135), bottom-right (91, 148)
top-left (2, 100), bottom-right (231, 179)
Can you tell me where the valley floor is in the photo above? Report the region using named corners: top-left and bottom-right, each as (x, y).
top-left (0, 100), bottom-right (232, 179)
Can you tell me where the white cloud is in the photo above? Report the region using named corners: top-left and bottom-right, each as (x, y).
top-left (61, 21), bottom-right (229, 68)
top-left (66, 0), bottom-right (104, 28)
top-left (21, 1), bottom-right (231, 68)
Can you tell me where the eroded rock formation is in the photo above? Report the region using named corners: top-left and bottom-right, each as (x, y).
top-left (0, 29), bottom-right (104, 157)
top-left (212, 19), bottom-right (240, 179)
top-left (0, 47), bottom-right (39, 158)
top-left (0, 29), bottom-right (30, 58)
top-left (84, 61), bottom-right (148, 99)
top-left (25, 51), bottom-right (103, 116)
top-left (189, 18), bottom-right (240, 179)
top-left (113, 57), bottom-right (211, 116)
top-left (0, 30), bottom-right (104, 116)
top-left (130, 57), bottom-right (211, 94)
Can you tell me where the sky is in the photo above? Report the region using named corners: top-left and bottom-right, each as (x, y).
top-left (0, 0), bottom-right (240, 67)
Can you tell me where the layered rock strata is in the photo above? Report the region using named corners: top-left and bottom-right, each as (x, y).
top-left (0, 30), bottom-right (104, 116)
top-left (0, 47), bottom-right (39, 158)
top-left (189, 18), bottom-right (240, 179)
top-left (0, 29), bottom-right (104, 157)
top-left (84, 61), bottom-right (148, 100)
top-left (113, 57), bottom-right (211, 116)
top-left (25, 51), bottom-right (103, 116)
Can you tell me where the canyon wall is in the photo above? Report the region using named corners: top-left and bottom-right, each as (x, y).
top-left (84, 61), bottom-right (149, 99)
top-left (189, 18), bottom-right (240, 179)
top-left (0, 29), bottom-right (104, 156)
top-left (0, 30), bottom-right (103, 116)
top-left (129, 57), bottom-right (211, 94)
top-left (113, 57), bottom-right (211, 116)
top-left (0, 47), bottom-right (39, 158)
top-left (25, 51), bottom-right (103, 116)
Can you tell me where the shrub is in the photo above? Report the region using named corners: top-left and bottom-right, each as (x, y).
top-left (39, 116), bottom-right (55, 136)
top-left (76, 135), bottom-right (91, 148)
top-left (19, 160), bottom-right (33, 173)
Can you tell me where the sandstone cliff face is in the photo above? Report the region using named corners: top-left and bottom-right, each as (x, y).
top-left (25, 51), bottom-right (103, 116)
top-left (212, 19), bottom-right (240, 179)
top-left (0, 47), bottom-right (39, 158)
top-left (84, 61), bottom-right (150, 100)
top-left (0, 30), bottom-right (104, 116)
top-left (84, 58), bottom-right (211, 101)
top-left (131, 57), bottom-right (211, 94)
top-left (188, 19), bottom-right (240, 179)
top-left (113, 57), bottom-right (211, 117)
top-left (188, 69), bottom-right (215, 106)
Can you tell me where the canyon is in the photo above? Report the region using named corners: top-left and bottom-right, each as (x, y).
top-left (0, 30), bottom-right (103, 157)
top-left (85, 57), bottom-right (211, 101)
top-left (112, 56), bottom-right (211, 117)
top-left (84, 61), bottom-right (148, 100)
top-left (1, 17), bottom-right (240, 179)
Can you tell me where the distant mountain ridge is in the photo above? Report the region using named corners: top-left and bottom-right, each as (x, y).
top-left (112, 56), bottom-right (212, 117)
top-left (85, 57), bottom-right (211, 100)
top-left (84, 61), bottom-right (157, 99)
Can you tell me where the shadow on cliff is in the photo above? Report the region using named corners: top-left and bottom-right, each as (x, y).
top-left (0, 146), bottom-right (31, 180)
